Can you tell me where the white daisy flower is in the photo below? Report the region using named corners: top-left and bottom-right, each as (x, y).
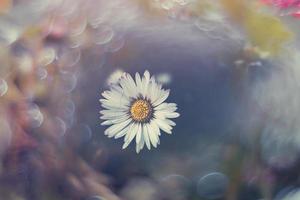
top-left (100, 70), bottom-right (180, 153)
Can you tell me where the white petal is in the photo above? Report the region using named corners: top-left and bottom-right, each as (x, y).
top-left (153, 111), bottom-right (166, 120)
top-left (155, 111), bottom-right (180, 119)
top-left (99, 109), bottom-right (127, 117)
top-left (111, 85), bottom-right (123, 93)
top-left (164, 119), bottom-right (176, 126)
top-left (100, 98), bottom-right (129, 110)
top-left (100, 109), bottom-right (125, 116)
top-left (136, 124), bottom-right (142, 144)
top-left (135, 72), bottom-right (143, 95)
top-left (101, 115), bottom-right (130, 125)
top-left (153, 89), bottom-right (170, 106)
top-left (102, 90), bottom-right (119, 99)
top-left (100, 113), bottom-right (127, 120)
top-left (150, 83), bottom-right (162, 103)
top-left (136, 135), bottom-right (144, 154)
top-left (138, 134), bottom-right (145, 152)
top-left (144, 70), bottom-right (150, 80)
top-left (136, 143), bottom-right (141, 153)
top-left (154, 118), bottom-right (172, 134)
top-left (143, 124), bottom-right (151, 150)
top-left (141, 79), bottom-right (147, 97)
top-left (118, 72), bottom-right (139, 98)
top-left (114, 123), bottom-right (132, 139)
top-left (147, 80), bottom-right (157, 102)
top-left (165, 112), bottom-right (180, 118)
top-left (101, 88), bottom-right (129, 102)
top-left (100, 99), bottom-right (128, 108)
top-left (101, 102), bottom-right (128, 111)
top-left (119, 78), bottom-right (135, 97)
top-left (101, 91), bottom-right (111, 99)
top-left (105, 118), bottom-right (132, 137)
top-left (123, 123), bottom-right (139, 149)
top-left (109, 85), bottom-right (130, 100)
top-left (148, 121), bottom-right (159, 148)
top-left (100, 109), bottom-right (127, 119)
top-left (155, 103), bottom-right (177, 112)
top-left (152, 120), bottom-right (162, 137)
top-left (141, 71), bottom-right (151, 97)
top-left (126, 73), bottom-right (136, 88)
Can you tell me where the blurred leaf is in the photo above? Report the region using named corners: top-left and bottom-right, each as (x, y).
top-left (244, 9), bottom-right (293, 55)
top-left (221, 0), bottom-right (293, 55)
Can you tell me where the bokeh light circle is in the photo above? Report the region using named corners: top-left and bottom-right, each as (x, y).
top-left (197, 172), bottom-right (229, 199)
top-left (0, 79), bottom-right (8, 96)
top-left (86, 195), bottom-right (106, 200)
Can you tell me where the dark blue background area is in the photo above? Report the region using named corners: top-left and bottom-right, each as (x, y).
top-left (80, 31), bottom-right (240, 153)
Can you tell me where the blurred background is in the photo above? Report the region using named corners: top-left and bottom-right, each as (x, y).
top-left (0, 0), bottom-right (300, 199)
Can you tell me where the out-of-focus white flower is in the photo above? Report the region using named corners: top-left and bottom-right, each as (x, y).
top-left (100, 71), bottom-right (179, 153)
top-left (106, 69), bottom-right (125, 86)
top-left (156, 73), bottom-right (172, 85)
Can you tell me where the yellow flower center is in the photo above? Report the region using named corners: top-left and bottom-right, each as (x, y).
top-left (130, 99), bottom-right (151, 122)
